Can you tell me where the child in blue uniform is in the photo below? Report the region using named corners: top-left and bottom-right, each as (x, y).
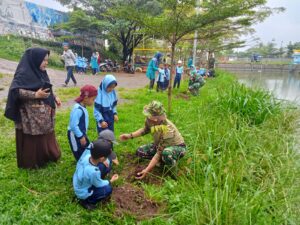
top-left (174, 60), bottom-right (184, 88)
top-left (68, 85), bottom-right (98, 161)
top-left (94, 74), bottom-right (118, 133)
top-left (156, 63), bottom-right (165, 92)
top-left (73, 138), bottom-right (119, 210)
top-left (90, 53), bottom-right (99, 75)
top-left (164, 64), bottom-right (170, 90)
top-left (97, 129), bottom-right (120, 179)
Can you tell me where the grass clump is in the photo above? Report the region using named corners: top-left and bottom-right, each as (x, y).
top-left (0, 71), bottom-right (299, 224)
top-left (0, 35), bottom-right (64, 69)
top-left (215, 81), bottom-right (281, 125)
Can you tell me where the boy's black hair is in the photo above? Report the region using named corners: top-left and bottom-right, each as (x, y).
top-left (91, 139), bottom-right (112, 159)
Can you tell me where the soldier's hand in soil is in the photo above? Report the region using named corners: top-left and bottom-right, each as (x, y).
top-left (35, 88), bottom-right (50, 99)
top-left (55, 96), bottom-right (62, 107)
top-left (136, 169), bottom-right (147, 180)
top-left (100, 121), bottom-right (108, 128)
top-left (112, 158), bottom-right (119, 166)
top-left (110, 174), bottom-right (119, 183)
top-left (80, 136), bottom-right (87, 147)
top-left (114, 115), bottom-right (119, 122)
top-left (119, 134), bottom-right (131, 141)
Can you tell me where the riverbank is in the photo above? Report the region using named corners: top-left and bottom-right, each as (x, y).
top-left (0, 71), bottom-right (299, 224)
top-left (217, 63), bottom-right (300, 73)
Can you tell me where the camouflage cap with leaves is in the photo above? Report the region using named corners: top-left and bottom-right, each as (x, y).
top-left (143, 101), bottom-right (166, 116)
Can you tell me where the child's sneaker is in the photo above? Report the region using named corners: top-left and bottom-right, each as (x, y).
top-left (79, 200), bottom-right (96, 210)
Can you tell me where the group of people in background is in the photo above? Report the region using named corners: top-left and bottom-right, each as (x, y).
top-left (146, 53), bottom-right (185, 92)
top-left (74, 53), bottom-right (88, 74)
top-left (61, 43), bottom-right (103, 87)
top-left (145, 52), bottom-right (215, 95)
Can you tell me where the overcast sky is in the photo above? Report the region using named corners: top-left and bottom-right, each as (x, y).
top-left (27, 0), bottom-right (300, 48)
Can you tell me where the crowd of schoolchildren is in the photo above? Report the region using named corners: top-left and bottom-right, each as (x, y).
top-left (74, 52), bottom-right (102, 75)
top-left (146, 52), bottom-right (215, 95)
top-left (67, 74), bottom-right (119, 210)
top-left (6, 45), bottom-right (214, 212)
top-left (64, 70), bottom-right (188, 210)
top-left (60, 43), bottom-right (104, 87)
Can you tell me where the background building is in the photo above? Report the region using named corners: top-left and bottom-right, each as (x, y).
top-left (0, 0), bottom-right (67, 39)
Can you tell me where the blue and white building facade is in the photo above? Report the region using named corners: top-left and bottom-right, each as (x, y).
top-left (0, 0), bottom-right (67, 39)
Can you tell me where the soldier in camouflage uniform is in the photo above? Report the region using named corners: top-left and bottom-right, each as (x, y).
top-left (119, 101), bottom-right (186, 179)
top-left (188, 65), bottom-right (205, 96)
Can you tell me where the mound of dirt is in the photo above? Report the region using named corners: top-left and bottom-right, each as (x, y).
top-left (127, 164), bottom-right (164, 185)
top-left (120, 154), bottom-right (164, 185)
top-left (175, 93), bottom-right (190, 100)
top-left (112, 183), bottom-right (161, 219)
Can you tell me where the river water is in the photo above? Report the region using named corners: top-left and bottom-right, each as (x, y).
top-left (232, 71), bottom-right (300, 105)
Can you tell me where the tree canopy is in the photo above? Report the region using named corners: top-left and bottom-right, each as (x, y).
top-left (109, 0), bottom-right (280, 112)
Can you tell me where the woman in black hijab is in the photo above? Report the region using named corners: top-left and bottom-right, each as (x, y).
top-left (5, 48), bottom-right (61, 169)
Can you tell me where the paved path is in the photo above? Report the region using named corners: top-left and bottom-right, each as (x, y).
top-left (0, 58), bottom-right (149, 104)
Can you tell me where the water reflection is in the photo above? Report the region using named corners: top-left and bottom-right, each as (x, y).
top-left (233, 71), bottom-right (300, 104)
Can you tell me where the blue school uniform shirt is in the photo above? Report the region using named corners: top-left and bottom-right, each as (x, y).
top-left (165, 68), bottom-right (170, 80)
top-left (94, 75), bottom-right (118, 127)
top-left (73, 149), bottom-right (109, 199)
top-left (198, 68), bottom-right (206, 76)
top-left (82, 58), bottom-right (88, 68)
top-left (176, 66), bottom-right (184, 75)
top-left (157, 68), bottom-right (165, 82)
top-left (68, 103), bottom-right (89, 138)
top-left (77, 57), bottom-right (84, 68)
top-left (75, 56), bottom-right (80, 67)
top-left (90, 55), bottom-right (98, 69)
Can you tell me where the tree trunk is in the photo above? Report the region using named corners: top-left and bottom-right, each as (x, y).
top-left (168, 42), bottom-right (176, 114)
top-left (122, 46), bottom-right (128, 62)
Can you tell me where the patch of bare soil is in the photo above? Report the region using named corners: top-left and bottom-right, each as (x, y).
top-left (109, 153), bottom-right (166, 219)
top-left (112, 183), bottom-right (161, 219)
top-left (175, 92), bottom-right (190, 100)
top-left (120, 153), bottom-right (164, 185)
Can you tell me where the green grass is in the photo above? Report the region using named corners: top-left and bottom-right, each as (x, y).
top-left (0, 35), bottom-right (64, 69)
top-left (55, 87), bottom-right (80, 103)
top-left (0, 71), bottom-right (299, 224)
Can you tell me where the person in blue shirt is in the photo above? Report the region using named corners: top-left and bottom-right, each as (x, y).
top-left (97, 129), bottom-right (119, 179)
top-left (73, 138), bottom-right (119, 210)
top-left (94, 75), bottom-right (118, 133)
top-left (174, 60), bottom-right (184, 88)
top-left (198, 67), bottom-right (206, 76)
top-left (164, 64), bottom-right (170, 90)
top-left (146, 52), bottom-right (162, 91)
top-left (75, 53), bottom-right (80, 73)
top-left (156, 63), bottom-right (165, 92)
top-left (68, 85), bottom-right (98, 161)
top-left (77, 56), bottom-right (85, 74)
top-left (187, 56), bottom-right (193, 69)
top-left (82, 57), bottom-right (88, 73)
top-left (90, 53), bottom-right (99, 75)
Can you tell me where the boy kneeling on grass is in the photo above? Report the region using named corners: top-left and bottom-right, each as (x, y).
top-left (73, 138), bottom-right (119, 210)
top-left (119, 101), bottom-right (186, 179)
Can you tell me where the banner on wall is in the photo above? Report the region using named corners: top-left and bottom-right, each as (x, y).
top-left (0, 0), bottom-right (68, 39)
